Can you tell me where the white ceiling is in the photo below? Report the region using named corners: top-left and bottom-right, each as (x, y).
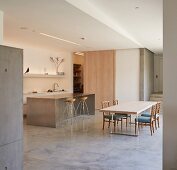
top-left (0, 0), bottom-right (162, 53)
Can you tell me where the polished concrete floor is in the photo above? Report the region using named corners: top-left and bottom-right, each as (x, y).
top-left (24, 112), bottom-right (162, 170)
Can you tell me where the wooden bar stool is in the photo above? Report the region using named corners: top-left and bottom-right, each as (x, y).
top-left (63, 98), bottom-right (76, 125)
top-left (76, 96), bottom-right (89, 118)
top-left (76, 96), bottom-right (90, 131)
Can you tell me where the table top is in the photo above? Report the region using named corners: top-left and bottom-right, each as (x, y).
top-left (100, 101), bottom-right (157, 114)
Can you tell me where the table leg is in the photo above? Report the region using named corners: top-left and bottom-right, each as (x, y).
top-left (110, 113), bottom-right (114, 133)
top-left (135, 114), bottom-right (139, 136)
top-left (109, 113), bottom-right (138, 137)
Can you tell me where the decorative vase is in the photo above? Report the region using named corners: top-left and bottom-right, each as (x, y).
top-left (50, 57), bottom-right (64, 75)
top-left (56, 66), bottom-right (60, 75)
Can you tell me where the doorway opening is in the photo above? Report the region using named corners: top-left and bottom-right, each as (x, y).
top-left (73, 52), bottom-right (84, 93)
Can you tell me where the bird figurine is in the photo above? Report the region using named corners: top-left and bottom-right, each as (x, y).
top-left (24, 67), bottom-right (29, 74)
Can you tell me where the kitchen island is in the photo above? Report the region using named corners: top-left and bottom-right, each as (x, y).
top-left (26, 93), bottom-right (95, 127)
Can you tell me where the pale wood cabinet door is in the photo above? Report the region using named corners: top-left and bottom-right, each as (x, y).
top-left (84, 51), bottom-right (97, 97)
top-left (96, 51), bottom-right (115, 108)
top-left (84, 50), bottom-right (115, 109)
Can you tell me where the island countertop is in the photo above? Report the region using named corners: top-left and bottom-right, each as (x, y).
top-left (27, 93), bottom-right (94, 100)
top-left (27, 93), bottom-right (95, 128)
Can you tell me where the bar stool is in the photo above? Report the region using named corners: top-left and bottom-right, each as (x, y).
top-left (62, 98), bottom-right (76, 126)
top-left (76, 96), bottom-right (89, 118)
top-left (76, 96), bottom-right (90, 131)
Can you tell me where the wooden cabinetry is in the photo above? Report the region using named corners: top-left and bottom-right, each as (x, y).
top-left (84, 50), bottom-right (115, 108)
top-left (73, 64), bottom-right (83, 93)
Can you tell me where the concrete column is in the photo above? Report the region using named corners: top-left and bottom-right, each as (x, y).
top-left (0, 10), bottom-right (3, 44)
top-left (0, 45), bottom-right (23, 170)
top-left (164, 0), bottom-right (177, 169)
top-left (140, 48), bottom-right (154, 101)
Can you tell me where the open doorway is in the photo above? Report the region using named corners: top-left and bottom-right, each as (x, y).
top-left (73, 52), bottom-right (84, 93)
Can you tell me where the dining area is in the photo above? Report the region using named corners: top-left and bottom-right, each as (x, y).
top-left (100, 100), bottom-right (161, 136)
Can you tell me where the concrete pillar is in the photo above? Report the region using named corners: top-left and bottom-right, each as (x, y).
top-left (164, 0), bottom-right (177, 169)
top-left (0, 45), bottom-right (23, 170)
top-left (140, 48), bottom-right (154, 101)
top-left (0, 10), bottom-right (3, 44)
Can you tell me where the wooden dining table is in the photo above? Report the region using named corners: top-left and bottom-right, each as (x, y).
top-left (100, 101), bottom-right (157, 136)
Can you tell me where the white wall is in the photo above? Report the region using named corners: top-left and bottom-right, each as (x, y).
top-left (115, 49), bottom-right (140, 101)
top-left (164, 0), bottom-right (177, 169)
top-left (4, 41), bottom-right (73, 93)
top-left (0, 10), bottom-right (3, 44)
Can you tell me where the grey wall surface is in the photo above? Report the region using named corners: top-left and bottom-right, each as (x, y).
top-left (0, 45), bottom-right (23, 170)
top-left (140, 48), bottom-right (154, 101)
top-left (0, 11), bottom-right (3, 44)
top-left (154, 55), bottom-right (163, 93)
top-left (164, 1), bottom-right (177, 169)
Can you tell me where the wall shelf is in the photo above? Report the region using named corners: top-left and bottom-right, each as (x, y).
top-left (23, 74), bottom-right (65, 78)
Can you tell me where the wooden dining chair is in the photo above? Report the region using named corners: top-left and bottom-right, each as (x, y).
top-left (135, 105), bottom-right (156, 136)
top-left (101, 101), bottom-right (123, 130)
top-left (113, 99), bottom-right (131, 127)
top-left (155, 102), bottom-right (161, 129)
top-left (141, 102), bottom-right (161, 129)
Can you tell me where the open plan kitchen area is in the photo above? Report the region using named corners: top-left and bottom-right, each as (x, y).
top-left (3, 0), bottom-right (177, 170)
top-left (22, 48), bottom-right (162, 170)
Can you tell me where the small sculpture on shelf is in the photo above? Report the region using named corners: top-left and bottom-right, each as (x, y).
top-left (24, 67), bottom-right (29, 74)
top-left (50, 57), bottom-right (64, 75)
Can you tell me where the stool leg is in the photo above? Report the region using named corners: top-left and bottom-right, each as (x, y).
top-left (84, 101), bottom-right (89, 116)
top-left (75, 98), bottom-right (90, 131)
top-left (78, 102), bottom-right (83, 125)
top-left (73, 104), bottom-right (76, 117)
top-left (62, 101), bottom-right (77, 129)
top-left (63, 103), bottom-right (69, 125)
top-left (80, 102), bottom-right (83, 118)
top-left (82, 102), bottom-right (85, 116)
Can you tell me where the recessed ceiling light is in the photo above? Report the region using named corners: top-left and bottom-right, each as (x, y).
top-left (135, 7), bottom-right (140, 9)
top-left (40, 32), bottom-right (80, 46)
top-left (80, 37), bottom-right (85, 40)
top-left (20, 26), bottom-right (28, 30)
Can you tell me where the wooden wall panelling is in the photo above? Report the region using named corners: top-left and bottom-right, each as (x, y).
top-left (84, 50), bottom-right (115, 109)
top-left (96, 50), bottom-right (114, 108)
top-left (84, 51), bottom-right (97, 94)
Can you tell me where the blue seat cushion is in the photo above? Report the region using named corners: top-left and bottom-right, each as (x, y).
top-left (141, 113), bottom-right (160, 119)
top-left (141, 112), bottom-right (151, 117)
top-left (135, 116), bottom-right (151, 123)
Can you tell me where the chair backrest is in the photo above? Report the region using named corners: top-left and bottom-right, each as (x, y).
top-left (150, 105), bottom-right (156, 121)
top-left (113, 99), bottom-right (118, 105)
top-left (101, 101), bottom-right (110, 109)
top-left (156, 102), bottom-right (161, 114)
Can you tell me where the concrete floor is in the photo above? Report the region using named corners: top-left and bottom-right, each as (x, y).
top-left (24, 112), bottom-right (162, 170)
